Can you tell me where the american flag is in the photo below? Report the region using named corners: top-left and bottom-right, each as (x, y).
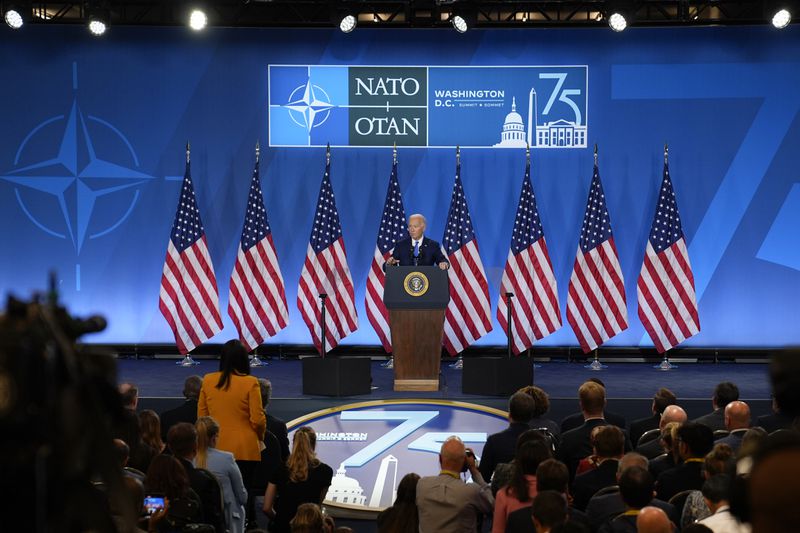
top-left (566, 163), bottom-right (628, 353)
top-left (297, 156), bottom-right (358, 354)
top-left (497, 160), bottom-right (561, 354)
top-left (637, 162), bottom-right (700, 353)
top-left (159, 160), bottom-right (223, 354)
top-left (228, 158), bottom-right (289, 352)
top-left (442, 158), bottom-right (493, 355)
top-left (365, 158), bottom-right (406, 353)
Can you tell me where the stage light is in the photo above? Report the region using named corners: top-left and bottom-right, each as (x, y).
top-left (608, 11), bottom-right (628, 31)
top-left (339, 14), bottom-right (356, 33)
top-left (452, 14), bottom-right (468, 32)
top-left (88, 19), bottom-right (106, 35)
top-left (189, 9), bottom-right (207, 31)
top-left (87, 4), bottom-right (108, 36)
top-left (4, 7), bottom-right (24, 29)
top-left (772, 8), bottom-right (791, 28)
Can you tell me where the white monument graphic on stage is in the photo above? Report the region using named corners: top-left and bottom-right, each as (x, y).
top-left (494, 88), bottom-right (587, 148)
top-left (368, 455), bottom-right (399, 508)
top-left (325, 464), bottom-right (367, 506)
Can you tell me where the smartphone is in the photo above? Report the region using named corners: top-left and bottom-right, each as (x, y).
top-left (143, 495), bottom-right (165, 515)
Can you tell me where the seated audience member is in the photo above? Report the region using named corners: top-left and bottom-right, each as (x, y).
top-left (532, 491), bottom-right (570, 533)
top-left (196, 416), bottom-right (248, 533)
top-left (746, 430), bottom-right (800, 532)
top-left (571, 425), bottom-right (624, 511)
top-left (376, 472), bottom-right (420, 533)
top-left (683, 524), bottom-right (714, 533)
top-left (716, 401), bottom-right (750, 452)
top-left (117, 382), bottom-right (150, 473)
top-left (263, 426), bottom-right (333, 533)
top-left (114, 438), bottom-right (145, 482)
top-left (558, 381), bottom-right (614, 480)
top-left (735, 427), bottom-right (767, 478)
top-left (289, 503), bottom-right (325, 533)
top-left (599, 466), bottom-right (657, 533)
top-left (519, 385), bottom-right (561, 441)
top-left (680, 443), bottom-right (735, 528)
top-left (630, 388), bottom-right (677, 446)
top-left (160, 375), bottom-right (202, 440)
top-left (480, 391), bottom-right (537, 482)
top-left (693, 382), bottom-right (739, 432)
top-left (561, 379), bottom-right (627, 433)
top-left (144, 455), bottom-right (202, 531)
top-left (492, 439), bottom-right (552, 533)
top-left (637, 405), bottom-right (687, 459)
top-left (755, 396), bottom-right (794, 433)
top-left (259, 378), bottom-right (290, 461)
top-left (112, 475), bottom-right (149, 533)
top-left (649, 422), bottom-right (681, 480)
top-left (575, 426), bottom-right (605, 476)
top-left (416, 436), bottom-right (493, 533)
top-left (491, 429), bottom-right (550, 496)
top-left (167, 422), bottom-right (225, 532)
top-left (140, 409), bottom-right (166, 455)
top-left (697, 475), bottom-right (750, 533)
top-left (656, 421), bottom-right (714, 501)
top-left (635, 506), bottom-right (673, 533)
top-left (586, 453), bottom-right (676, 531)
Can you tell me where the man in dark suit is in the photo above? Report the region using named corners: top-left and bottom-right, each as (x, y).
top-left (716, 400), bottom-right (751, 452)
top-left (598, 466), bottom-right (666, 533)
top-left (259, 378), bottom-right (289, 461)
top-left (636, 405), bottom-right (687, 459)
top-left (571, 425), bottom-right (624, 511)
top-left (692, 381), bottom-right (739, 431)
top-left (629, 388), bottom-right (677, 446)
top-left (655, 421), bottom-right (714, 501)
top-left (586, 453), bottom-right (677, 531)
top-left (385, 214), bottom-right (449, 269)
top-left (560, 378), bottom-right (628, 433)
top-left (167, 423), bottom-right (225, 533)
top-left (479, 391), bottom-right (536, 481)
top-left (756, 398), bottom-right (794, 433)
top-left (160, 375), bottom-right (202, 441)
top-left (558, 381), bottom-right (611, 481)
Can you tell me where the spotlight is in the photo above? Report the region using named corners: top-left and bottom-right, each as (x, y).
top-left (88, 18), bottom-right (106, 35)
top-left (608, 11), bottom-right (628, 31)
top-left (189, 9), bottom-right (207, 31)
top-left (4, 7), bottom-right (24, 29)
top-left (87, 4), bottom-right (108, 36)
top-left (772, 8), bottom-right (791, 28)
top-left (452, 14), bottom-right (468, 32)
top-left (339, 13), bottom-right (356, 33)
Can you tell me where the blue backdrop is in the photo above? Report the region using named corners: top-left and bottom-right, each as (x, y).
top-left (1, 25), bottom-right (799, 348)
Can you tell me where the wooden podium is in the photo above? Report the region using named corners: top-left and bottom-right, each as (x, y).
top-left (384, 266), bottom-right (449, 391)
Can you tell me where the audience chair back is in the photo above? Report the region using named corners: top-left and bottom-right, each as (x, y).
top-left (668, 489), bottom-right (694, 513)
top-left (637, 429), bottom-right (661, 447)
top-left (713, 430), bottom-right (730, 440)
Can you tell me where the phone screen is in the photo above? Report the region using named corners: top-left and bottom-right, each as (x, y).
top-left (143, 496), bottom-right (165, 515)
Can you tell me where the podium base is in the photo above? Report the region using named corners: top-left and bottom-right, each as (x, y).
top-left (394, 378), bottom-right (439, 392)
top-left (462, 357), bottom-right (533, 396)
top-left (302, 357), bottom-right (371, 396)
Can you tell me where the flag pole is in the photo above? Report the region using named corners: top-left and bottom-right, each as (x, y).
top-left (383, 142), bottom-right (398, 370)
top-left (525, 143), bottom-right (542, 370)
top-left (319, 293), bottom-right (328, 357)
top-left (506, 292), bottom-right (514, 359)
top-left (178, 140), bottom-right (201, 367)
top-left (584, 144), bottom-right (607, 371)
top-left (249, 140), bottom-right (269, 368)
top-left (655, 142), bottom-right (677, 370)
top-left (450, 145), bottom-right (464, 371)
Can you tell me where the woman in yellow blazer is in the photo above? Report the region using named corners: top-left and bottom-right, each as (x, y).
top-left (199, 338), bottom-right (266, 514)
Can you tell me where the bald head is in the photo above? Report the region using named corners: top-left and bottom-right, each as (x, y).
top-left (724, 401), bottom-right (751, 431)
top-left (659, 405), bottom-right (687, 429)
top-left (440, 436), bottom-right (466, 471)
top-left (636, 506), bottom-right (672, 533)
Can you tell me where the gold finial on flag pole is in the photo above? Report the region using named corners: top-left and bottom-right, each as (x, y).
top-left (393, 142), bottom-right (397, 165)
top-left (255, 140), bottom-right (260, 163)
top-left (664, 142), bottom-right (669, 164)
top-left (186, 141), bottom-right (190, 164)
top-left (326, 142), bottom-right (331, 165)
top-left (593, 143), bottom-right (598, 166)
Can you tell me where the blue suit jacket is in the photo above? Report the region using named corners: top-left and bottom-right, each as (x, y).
top-left (391, 236), bottom-right (449, 267)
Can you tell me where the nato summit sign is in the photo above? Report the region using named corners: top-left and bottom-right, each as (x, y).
top-left (268, 65), bottom-right (588, 148)
top-left (288, 399), bottom-right (508, 510)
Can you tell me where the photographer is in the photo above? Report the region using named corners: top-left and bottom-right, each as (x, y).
top-left (416, 436), bottom-right (494, 533)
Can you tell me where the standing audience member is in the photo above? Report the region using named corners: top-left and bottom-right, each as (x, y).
top-left (376, 472), bottom-right (420, 533)
top-left (636, 506), bottom-right (673, 533)
top-left (637, 405), bottom-right (687, 459)
top-left (519, 385), bottom-right (561, 441)
top-left (531, 491), bottom-right (569, 533)
top-left (117, 382), bottom-right (149, 473)
top-left (656, 422), bottom-right (714, 501)
top-left (289, 503), bottom-right (325, 533)
top-left (139, 410), bottom-right (166, 455)
top-left (262, 426), bottom-right (333, 533)
top-left (697, 475), bottom-right (750, 533)
top-left (680, 443), bottom-right (735, 528)
top-left (198, 339), bottom-right (266, 506)
top-left (167, 423), bottom-right (225, 532)
top-left (259, 378), bottom-right (290, 461)
top-left (196, 416), bottom-right (248, 533)
top-left (561, 379), bottom-right (627, 433)
top-left (144, 455), bottom-right (202, 531)
top-left (416, 436), bottom-right (494, 533)
top-left (480, 391), bottom-right (537, 482)
top-left (160, 375), bottom-right (202, 440)
top-left (558, 381), bottom-right (612, 480)
top-left (491, 429), bottom-right (551, 495)
top-left (716, 401), bottom-right (751, 452)
top-left (571, 425), bottom-right (624, 511)
top-left (693, 382), bottom-right (739, 432)
top-left (492, 439), bottom-right (552, 533)
top-left (630, 388), bottom-right (677, 447)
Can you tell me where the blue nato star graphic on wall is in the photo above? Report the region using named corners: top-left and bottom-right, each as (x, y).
top-left (1, 64), bottom-right (157, 256)
top-left (284, 75), bottom-right (335, 135)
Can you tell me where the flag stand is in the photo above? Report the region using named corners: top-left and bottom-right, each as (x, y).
top-left (655, 351), bottom-right (677, 370)
top-left (249, 349), bottom-right (268, 367)
top-left (382, 357), bottom-right (394, 369)
top-left (449, 356), bottom-right (463, 370)
top-left (177, 354), bottom-right (200, 366)
top-left (585, 349), bottom-right (607, 370)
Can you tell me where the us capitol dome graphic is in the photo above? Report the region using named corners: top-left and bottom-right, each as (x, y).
top-left (325, 463), bottom-right (367, 506)
top-left (493, 90), bottom-right (587, 148)
top-left (494, 97), bottom-right (528, 148)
